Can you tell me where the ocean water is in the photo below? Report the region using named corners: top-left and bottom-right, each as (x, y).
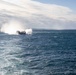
top-left (0, 30), bottom-right (76, 75)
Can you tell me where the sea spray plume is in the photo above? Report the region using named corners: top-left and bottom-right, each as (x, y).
top-left (1, 20), bottom-right (26, 35)
top-left (1, 20), bottom-right (33, 35)
top-left (25, 29), bottom-right (32, 34)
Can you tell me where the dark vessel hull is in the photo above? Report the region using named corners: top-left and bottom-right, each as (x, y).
top-left (17, 31), bottom-right (26, 35)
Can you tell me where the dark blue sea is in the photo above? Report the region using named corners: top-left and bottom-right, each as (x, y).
top-left (0, 30), bottom-right (76, 75)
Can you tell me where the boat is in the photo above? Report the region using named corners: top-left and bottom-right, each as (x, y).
top-left (17, 31), bottom-right (26, 35)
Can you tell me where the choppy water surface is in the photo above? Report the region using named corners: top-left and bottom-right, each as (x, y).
top-left (0, 30), bottom-right (76, 75)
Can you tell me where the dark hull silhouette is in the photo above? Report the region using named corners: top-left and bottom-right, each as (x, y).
top-left (17, 31), bottom-right (26, 35)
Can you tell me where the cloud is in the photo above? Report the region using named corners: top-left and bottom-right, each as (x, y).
top-left (0, 0), bottom-right (76, 29)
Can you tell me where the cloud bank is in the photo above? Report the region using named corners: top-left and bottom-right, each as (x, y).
top-left (0, 0), bottom-right (76, 29)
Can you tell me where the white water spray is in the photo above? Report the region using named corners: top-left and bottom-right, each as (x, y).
top-left (25, 29), bottom-right (32, 34)
top-left (1, 20), bottom-right (32, 35)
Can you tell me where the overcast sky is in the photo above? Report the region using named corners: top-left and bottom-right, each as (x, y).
top-left (3, 0), bottom-right (76, 11)
top-left (0, 0), bottom-right (76, 29)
